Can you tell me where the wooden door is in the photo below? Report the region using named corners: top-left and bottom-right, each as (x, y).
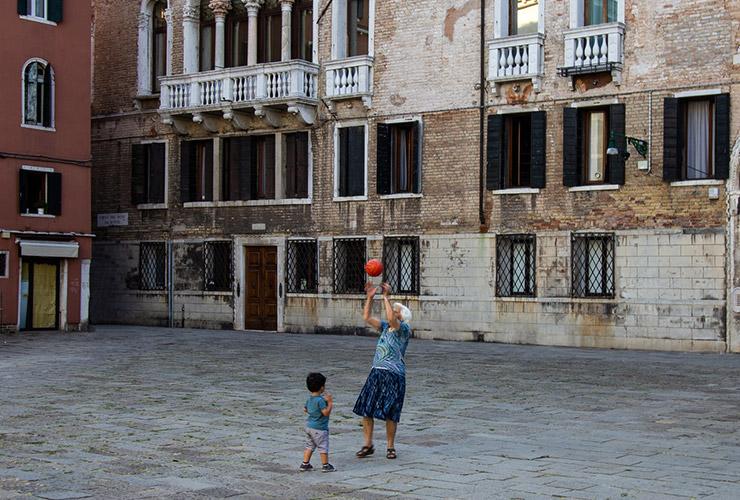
top-left (244, 246), bottom-right (278, 331)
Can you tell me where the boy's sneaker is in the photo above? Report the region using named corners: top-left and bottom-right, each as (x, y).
top-left (299, 462), bottom-right (313, 472)
top-left (321, 463), bottom-right (336, 473)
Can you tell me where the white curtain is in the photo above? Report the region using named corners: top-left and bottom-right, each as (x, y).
top-left (686, 100), bottom-right (711, 179)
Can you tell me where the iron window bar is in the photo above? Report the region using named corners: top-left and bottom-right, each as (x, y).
top-left (287, 239), bottom-right (319, 293)
top-left (333, 237), bottom-right (366, 294)
top-left (571, 232), bottom-right (615, 298)
top-left (139, 242), bottom-right (167, 291)
top-left (496, 234), bottom-right (536, 297)
top-left (382, 237), bottom-right (420, 295)
top-left (204, 241), bottom-right (233, 292)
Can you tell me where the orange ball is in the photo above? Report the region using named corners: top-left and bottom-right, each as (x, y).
top-left (365, 259), bottom-right (384, 277)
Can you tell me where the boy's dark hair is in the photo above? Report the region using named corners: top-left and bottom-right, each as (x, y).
top-left (306, 372), bottom-right (326, 392)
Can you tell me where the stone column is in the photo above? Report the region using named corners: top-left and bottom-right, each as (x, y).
top-left (137, 11), bottom-right (152, 94)
top-left (280, 0), bottom-right (295, 62)
top-left (182, 3), bottom-right (200, 74)
top-left (209, 0), bottom-right (232, 69)
top-left (244, 0), bottom-right (263, 66)
top-left (164, 7), bottom-right (174, 75)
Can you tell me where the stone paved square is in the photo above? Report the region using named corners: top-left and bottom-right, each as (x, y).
top-left (1, 326), bottom-right (739, 499)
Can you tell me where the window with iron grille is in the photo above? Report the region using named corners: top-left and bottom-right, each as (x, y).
top-left (287, 239), bottom-right (318, 293)
top-left (383, 237), bottom-right (420, 295)
top-left (204, 241), bottom-right (233, 292)
top-left (139, 242), bottom-right (166, 290)
top-left (333, 238), bottom-right (366, 294)
top-left (496, 235), bottom-right (536, 297)
top-left (572, 233), bottom-right (615, 298)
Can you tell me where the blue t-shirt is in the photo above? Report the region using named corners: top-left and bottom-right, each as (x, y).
top-left (371, 320), bottom-right (412, 377)
top-left (305, 395), bottom-right (329, 431)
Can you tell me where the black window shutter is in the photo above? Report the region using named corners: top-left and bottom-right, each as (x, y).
top-left (562, 107), bottom-right (580, 187)
top-left (250, 138), bottom-right (259, 199)
top-left (663, 97), bottom-right (681, 182)
top-left (234, 137), bottom-right (252, 200)
top-left (19, 169), bottom-right (28, 213)
top-left (149, 142), bottom-right (166, 203)
top-left (295, 132), bottom-right (309, 198)
top-left (17, 0), bottom-right (27, 15)
top-left (180, 140), bottom-right (192, 203)
top-left (131, 144), bottom-right (147, 205)
top-left (203, 140), bottom-right (214, 201)
top-left (607, 103), bottom-right (626, 185)
top-left (338, 128), bottom-right (348, 196)
top-left (47, 172), bottom-right (62, 215)
top-left (285, 133), bottom-right (297, 198)
top-left (714, 93), bottom-right (730, 180)
top-left (412, 122), bottom-right (421, 194)
top-left (348, 127), bottom-right (365, 196)
top-left (376, 123), bottom-right (391, 195)
top-left (486, 114), bottom-right (504, 190)
top-left (48, 0), bottom-right (63, 22)
top-left (42, 66), bottom-right (52, 127)
top-left (530, 111), bottom-right (547, 189)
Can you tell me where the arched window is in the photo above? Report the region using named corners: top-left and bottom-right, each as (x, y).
top-left (23, 60), bottom-right (53, 128)
top-left (151, 0), bottom-right (167, 92)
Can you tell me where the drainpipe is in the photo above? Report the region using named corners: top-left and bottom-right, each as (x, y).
top-left (478, 0), bottom-right (487, 230)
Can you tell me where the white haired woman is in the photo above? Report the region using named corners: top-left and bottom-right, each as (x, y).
top-left (353, 282), bottom-right (412, 460)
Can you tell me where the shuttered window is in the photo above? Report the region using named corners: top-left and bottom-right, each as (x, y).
top-left (180, 140), bottom-right (213, 203)
top-left (131, 143), bottom-right (166, 205)
top-left (377, 122), bottom-right (421, 195)
top-left (285, 132), bottom-right (310, 199)
top-left (663, 94), bottom-right (729, 182)
top-left (19, 0), bottom-right (63, 22)
top-left (19, 169), bottom-right (61, 216)
top-left (337, 125), bottom-right (366, 198)
top-left (487, 112), bottom-right (546, 190)
top-left (222, 135), bottom-right (278, 201)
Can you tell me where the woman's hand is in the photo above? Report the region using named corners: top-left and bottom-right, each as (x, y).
top-left (365, 282), bottom-right (377, 298)
top-left (381, 283), bottom-right (391, 297)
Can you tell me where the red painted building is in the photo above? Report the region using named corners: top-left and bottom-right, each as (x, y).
top-left (0, 1), bottom-right (92, 332)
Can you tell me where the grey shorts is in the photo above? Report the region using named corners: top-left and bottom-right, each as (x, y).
top-left (305, 427), bottom-right (329, 454)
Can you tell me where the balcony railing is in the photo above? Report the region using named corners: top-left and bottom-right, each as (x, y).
top-left (325, 55), bottom-right (373, 108)
top-left (488, 32), bottom-right (545, 92)
top-left (159, 60), bottom-right (319, 113)
top-left (560, 22), bottom-right (625, 78)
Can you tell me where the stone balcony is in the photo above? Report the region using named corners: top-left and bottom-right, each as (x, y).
top-left (559, 22), bottom-right (625, 86)
top-left (159, 60), bottom-right (319, 133)
top-left (324, 55), bottom-right (374, 109)
top-left (487, 32), bottom-right (545, 94)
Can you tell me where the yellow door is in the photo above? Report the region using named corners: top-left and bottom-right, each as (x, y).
top-left (31, 262), bottom-right (57, 329)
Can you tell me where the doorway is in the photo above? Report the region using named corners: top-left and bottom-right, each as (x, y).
top-left (244, 246), bottom-right (278, 331)
top-left (20, 259), bottom-right (59, 330)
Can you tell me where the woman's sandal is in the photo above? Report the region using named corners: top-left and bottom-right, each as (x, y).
top-left (386, 448), bottom-right (397, 459)
top-left (356, 445), bottom-right (375, 458)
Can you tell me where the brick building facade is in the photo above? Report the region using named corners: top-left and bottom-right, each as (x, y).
top-left (90, 0), bottom-right (740, 352)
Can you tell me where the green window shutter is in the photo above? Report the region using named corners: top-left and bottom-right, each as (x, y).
top-left (148, 142), bottom-right (166, 203)
top-left (714, 94), bottom-right (730, 180)
top-left (376, 123), bottom-right (391, 195)
top-left (530, 111), bottom-right (547, 189)
top-left (662, 98), bottom-right (681, 182)
top-left (47, 172), bottom-right (62, 215)
top-left (412, 122), bottom-right (421, 194)
top-left (131, 144), bottom-right (147, 205)
top-left (180, 140), bottom-right (192, 203)
top-left (48, 0), bottom-right (63, 22)
top-left (607, 104), bottom-right (626, 185)
top-left (486, 114), bottom-right (504, 190)
top-left (562, 107), bottom-right (580, 187)
top-left (347, 127), bottom-right (365, 197)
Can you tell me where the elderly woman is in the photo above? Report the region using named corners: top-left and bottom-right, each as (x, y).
top-left (353, 282), bottom-right (412, 460)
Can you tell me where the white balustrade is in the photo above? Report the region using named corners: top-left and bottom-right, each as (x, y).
top-left (563, 22), bottom-right (624, 70)
top-left (159, 60), bottom-right (319, 112)
top-left (487, 33), bottom-right (544, 82)
top-left (325, 55), bottom-right (373, 99)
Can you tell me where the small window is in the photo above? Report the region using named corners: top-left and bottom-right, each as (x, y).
top-left (0, 252), bottom-right (8, 279)
top-left (131, 143), bottom-right (166, 205)
top-left (347, 0), bottom-right (369, 57)
top-left (285, 132), bottom-right (310, 199)
top-left (19, 0), bottom-right (63, 22)
top-left (496, 235), bottom-right (536, 297)
top-left (204, 241), bottom-right (233, 292)
top-left (383, 237), bottom-right (420, 295)
top-left (333, 238), bottom-right (366, 294)
top-left (572, 233), bottom-right (614, 298)
top-left (19, 168), bottom-right (61, 216)
top-left (152, 1), bottom-right (167, 93)
top-left (583, 108), bottom-right (609, 184)
top-left (584, 0), bottom-right (617, 26)
top-left (139, 242), bottom-right (167, 291)
top-left (23, 60), bottom-right (53, 128)
top-left (181, 140), bottom-right (213, 203)
top-left (509, 0), bottom-right (538, 35)
top-left (336, 125), bottom-right (366, 198)
top-left (287, 239), bottom-right (318, 293)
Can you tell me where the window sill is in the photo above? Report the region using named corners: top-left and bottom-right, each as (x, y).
top-left (137, 203), bottom-right (167, 210)
top-left (19, 15), bottom-right (57, 26)
top-left (379, 193), bottom-right (423, 200)
top-left (568, 184), bottom-right (620, 192)
top-left (184, 198), bottom-right (312, 208)
top-left (491, 188), bottom-right (540, 195)
top-left (333, 195), bottom-right (368, 202)
top-left (21, 213), bottom-right (56, 218)
top-left (21, 124), bottom-right (56, 132)
top-left (670, 179), bottom-right (723, 187)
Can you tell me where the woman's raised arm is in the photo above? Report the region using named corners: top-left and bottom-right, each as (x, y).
top-left (363, 282), bottom-right (382, 330)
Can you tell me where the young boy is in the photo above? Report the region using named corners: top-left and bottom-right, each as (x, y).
top-left (300, 372), bottom-right (335, 472)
